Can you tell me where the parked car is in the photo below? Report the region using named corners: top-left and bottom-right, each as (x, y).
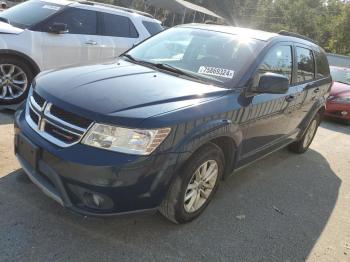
top-left (0, 0), bottom-right (162, 105)
top-left (325, 66), bottom-right (350, 124)
top-left (327, 53), bottom-right (350, 69)
top-left (14, 25), bottom-right (331, 224)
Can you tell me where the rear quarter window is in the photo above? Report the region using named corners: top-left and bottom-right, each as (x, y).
top-left (315, 52), bottom-right (330, 78)
top-left (142, 21), bottom-right (163, 35)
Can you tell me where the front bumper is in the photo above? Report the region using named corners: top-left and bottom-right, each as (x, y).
top-left (14, 109), bottom-right (181, 217)
top-left (325, 101), bottom-right (350, 121)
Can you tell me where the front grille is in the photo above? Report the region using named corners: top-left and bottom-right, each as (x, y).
top-left (32, 91), bottom-right (45, 107)
top-left (44, 122), bottom-right (81, 144)
top-left (26, 92), bottom-right (93, 147)
top-left (29, 108), bottom-right (39, 125)
top-left (50, 105), bottom-right (92, 129)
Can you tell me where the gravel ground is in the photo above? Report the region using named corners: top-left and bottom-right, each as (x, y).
top-left (0, 110), bottom-right (349, 262)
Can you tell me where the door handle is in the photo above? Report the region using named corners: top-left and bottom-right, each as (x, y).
top-left (313, 88), bottom-right (320, 93)
top-left (85, 40), bottom-right (98, 45)
top-left (285, 95), bottom-right (296, 102)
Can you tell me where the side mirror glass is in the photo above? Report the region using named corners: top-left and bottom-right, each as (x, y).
top-left (48, 23), bottom-right (68, 34)
top-left (255, 73), bottom-right (289, 94)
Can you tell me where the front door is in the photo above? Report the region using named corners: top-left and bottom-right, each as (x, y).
top-left (241, 44), bottom-right (294, 160)
top-left (33, 7), bottom-right (101, 70)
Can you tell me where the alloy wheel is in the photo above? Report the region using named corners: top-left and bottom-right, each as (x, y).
top-left (184, 160), bottom-right (219, 213)
top-left (0, 64), bottom-right (28, 100)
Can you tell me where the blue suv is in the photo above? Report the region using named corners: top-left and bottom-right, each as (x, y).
top-left (14, 25), bottom-right (332, 223)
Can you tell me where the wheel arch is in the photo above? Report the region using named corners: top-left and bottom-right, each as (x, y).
top-left (173, 120), bottom-right (242, 179)
top-left (0, 49), bottom-right (41, 75)
top-left (298, 102), bottom-right (326, 139)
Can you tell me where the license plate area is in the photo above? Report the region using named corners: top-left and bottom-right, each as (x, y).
top-left (17, 134), bottom-right (39, 169)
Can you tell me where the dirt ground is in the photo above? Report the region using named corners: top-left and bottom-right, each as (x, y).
top-left (0, 110), bottom-right (349, 262)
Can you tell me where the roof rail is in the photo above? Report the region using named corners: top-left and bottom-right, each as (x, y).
top-left (77, 1), bottom-right (154, 18)
top-left (278, 30), bottom-right (318, 44)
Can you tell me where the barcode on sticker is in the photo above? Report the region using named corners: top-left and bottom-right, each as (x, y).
top-left (198, 66), bottom-right (234, 79)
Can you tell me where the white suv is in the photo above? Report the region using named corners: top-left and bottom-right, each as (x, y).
top-left (0, 0), bottom-right (162, 104)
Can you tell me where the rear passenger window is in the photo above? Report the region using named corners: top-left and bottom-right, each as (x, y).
top-left (102, 13), bottom-right (138, 38)
top-left (315, 51), bottom-right (330, 78)
top-left (257, 45), bottom-right (293, 83)
top-left (296, 47), bottom-right (315, 82)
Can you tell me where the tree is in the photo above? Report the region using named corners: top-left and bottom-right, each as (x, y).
top-left (96, 0), bottom-right (350, 55)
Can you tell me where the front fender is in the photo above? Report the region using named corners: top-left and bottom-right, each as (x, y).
top-left (170, 118), bottom-right (243, 175)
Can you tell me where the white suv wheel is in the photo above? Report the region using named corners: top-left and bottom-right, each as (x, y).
top-left (0, 64), bottom-right (28, 100)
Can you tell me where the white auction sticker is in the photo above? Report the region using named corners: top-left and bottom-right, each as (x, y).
top-left (198, 66), bottom-right (234, 79)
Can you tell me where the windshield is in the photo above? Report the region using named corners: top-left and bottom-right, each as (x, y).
top-left (330, 67), bottom-right (350, 85)
top-left (0, 0), bottom-right (63, 28)
top-left (127, 27), bottom-right (264, 87)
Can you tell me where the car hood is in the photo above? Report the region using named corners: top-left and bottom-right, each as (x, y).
top-left (35, 59), bottom-right (229, 127)
top-left (0, 21), bottom-right (23, 34)
top-left (330, 81), bottom-right (350, 97)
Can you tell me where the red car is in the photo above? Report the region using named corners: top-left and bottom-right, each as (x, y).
top-left (325, 66), bottom-right (350, 124)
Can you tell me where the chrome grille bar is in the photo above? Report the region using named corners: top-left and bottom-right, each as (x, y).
top-left (26, 92), bottom-right (92, 147)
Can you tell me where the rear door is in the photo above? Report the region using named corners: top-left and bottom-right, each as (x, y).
top-left (34, 7), bottom-right (101, 70)
top-left (286, 45), bottom-right (320, 133)
top-left (98, 12), bottom-right (140, 60)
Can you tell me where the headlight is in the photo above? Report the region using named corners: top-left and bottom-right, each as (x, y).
top-left (334, 96), bottom-right (350, 104)
top-left (82, 123), bottom-right (171, 155)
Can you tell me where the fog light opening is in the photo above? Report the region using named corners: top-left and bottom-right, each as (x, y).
top-left (92, 194), bottom-right (104, 207)
top-left (83, 192), bottom-right (105, 208)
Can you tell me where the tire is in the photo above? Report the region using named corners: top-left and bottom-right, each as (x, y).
top-left (0, 57), bottom-right (34, 105)
top-left (159, 143), bottom-right (225, 224)
top-left (289, 113), bottom-right (321, 154)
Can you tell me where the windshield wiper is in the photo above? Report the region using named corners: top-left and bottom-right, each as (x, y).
top-left (120, 56), bottom-right (222, 84)
top-left (154, 63), bottom-right (197, 77)
top-left (153, 63), bottom-right (217, 83)
top-left (121, 53), bottom-right (137, 62)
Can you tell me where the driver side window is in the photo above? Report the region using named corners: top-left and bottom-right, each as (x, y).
top-left (257, 45), bottom-right (293, 83)
top-left (39, 7), bottom-right (97, 35)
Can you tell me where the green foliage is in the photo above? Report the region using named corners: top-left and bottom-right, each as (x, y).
top-left (197, 0), bottom-right (349, 55)
top-left (95, 0), bottom-right (349, 55)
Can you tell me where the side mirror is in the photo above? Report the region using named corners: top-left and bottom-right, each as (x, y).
top-left (48, 23), bottom-right (68, 34)
top-left (254, 73), bottom-right (289, 94)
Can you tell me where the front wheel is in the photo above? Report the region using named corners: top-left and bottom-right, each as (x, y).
top-left (289, 113), bottom-right (320, 154)
top-left (159, 143), bottom-right (225, 224)
top-left (0, 57), bottom-right (34, 105)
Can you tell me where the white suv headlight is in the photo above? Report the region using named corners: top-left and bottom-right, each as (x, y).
top-left (82, 124), bottom-right (171, 155)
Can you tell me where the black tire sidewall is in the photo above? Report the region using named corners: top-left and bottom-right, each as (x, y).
top-left (300, 114), bottom-right (320, 151)
top-left (172, 143), bottom-right (225, 223)
top-left (0, 57), bottom-right (34, 105)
